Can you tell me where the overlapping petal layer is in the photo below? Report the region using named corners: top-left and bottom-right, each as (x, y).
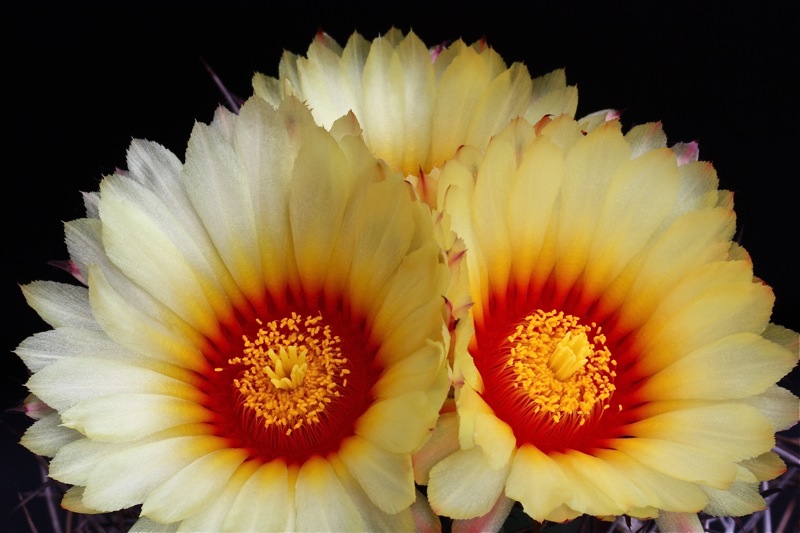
top-left (19, 96), bottom-right (450, 530)
top-left (253, 28), bottom-right (577, 207)
top-left (428, 115), bottom-right (799, 522)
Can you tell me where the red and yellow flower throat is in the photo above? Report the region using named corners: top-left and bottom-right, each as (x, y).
top-left (198, 290), bottom-right (382, 466)
top-left (471, 275), bottom-right (648, 455)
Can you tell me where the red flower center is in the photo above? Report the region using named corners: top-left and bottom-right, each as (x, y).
top-left (198, 291), bottom-right (382, 465)
top-left (471, 277), bottom-right (649, 455)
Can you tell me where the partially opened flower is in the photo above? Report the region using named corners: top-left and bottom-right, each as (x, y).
top-left (17, 96), bottom-right (450, 530)
top-left (424, 116), bottom-right (799, 526)
top-left (253, 28), bottom-right (577, 207)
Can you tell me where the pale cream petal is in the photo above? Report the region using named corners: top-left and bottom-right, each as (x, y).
top-left (61, 393), bottom-right (212, 443)
top-left (701, 479), bottom-right (766, 517)
top-left (176, 461), bottom-right (259, 533)
top-left (374, 341), bottom-right (445, 400)
top-left (99, 177), bottom-right (223, 337)
top-left (328, 454), bottom-right (415, 532)
top-left (507, 136), bottom-right (564, 285)
top-left (471, 136), bottom-right (515, 292)
top-left (473, 413), bottom-right (516, 470)
top-left (413, 411), bottom-right (460, 485)
top-left (625, 122), bottom-right (668, 158)
top-left (593, 449), bottom-right (709, 512)
top-left (526, 68), bottom-right (578, 120)
top-left (288, 127), bottom-right (352, 293)
top-left (741, 385), bottom-right (800, 432)
top-left (740, 451), bottom-right (787, 481)
top-left (613, 208), bottom-right (736, 328)
top-left (16, 326), bottom-right (140, 372)
top-left (339, 435), bottom-right (415, 514)
top-left (555, 121), bottom-right (632, 289)
top-left (21, 281), bottom-right (97, 330)
top-left (428, 447), bottom-right (510, 519)
top-left (83, 434), bottom-right (225, 512)
top-left (411, 489), bottom-right (441, 533)
top-left (295, 455), bottom-right (364, 532)
top-left (361, 35), bottom-right (411, 171)
top-left (27, 357), bottom-right (201, 412)
top-left (466, 63), bottom-right (532, 148)
top-left (451, 494), bottom-right (514, 533)
top-left (223, 460), bottom-right (292, 532)
top-left (641, 332), bottom-right (797, 400)
top-left (355, 392), bottom-right (435, 454)
top-left (182, 120), bottom-right (266, 302)
top-left (614, 437), bottom-right (737, 489)
top-left (628, 404), bottom-right (775, 463)
top-left (557, 451), bottom-right (651, 515)
top-left (762, 323), bottom-right (799, 353)
top-left (505, 445), bottom-right (570, 521)
top-left (129, 517), bottom-right (179, 533)
top-left (89, 265), bottom-right (207, 372)
top-left (583, 147), bottom-right (680, 294)
top-left (141, 448), bottom-right (248, 523)
top-left (431, 47), bottom-right (494, 170)
top-left (61, 486), bottom-right (102, 514)
top-left (20, 411), bottom-right (81, 457)
top-left (50, 437), bottom-right (119, 485)
top-left (654, 511), bottom-right (704, 533)
top-left (66, 218), bottom-right (218, 366)
top-left (634, 261), bottom-right (773, 374)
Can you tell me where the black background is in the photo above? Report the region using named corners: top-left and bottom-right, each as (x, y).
top-left (3, 2), bottom-right (798, 532)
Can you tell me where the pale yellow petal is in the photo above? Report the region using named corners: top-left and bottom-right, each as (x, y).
top-left (21, 281), bottom-right (97, 330)
top-left (61, 393), bottom-right (212, 443)
top-left (339, 435), bottom-right (415, 514)
top-left (355, 392), bottom-right (435, 454)
top-left (141, 447), bottom-right (248, 523)
top-left (223, 460), bottom-right (292, 532)
top-left (428, 447), bottom-right (510, 519)
top-left (505, 444), bottom-right (570, 521)
top-left (82, 435), bottom-right (225, 512)
top-left (295, 455), bottom-right (364, 532)
top-left (20, 411), bottom-right (81, 457)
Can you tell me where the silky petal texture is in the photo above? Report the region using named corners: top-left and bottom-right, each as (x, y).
top-left (428, 447), bottom-right (510, 519)
top-left (141, 448), bottom-right (248, 523)
top-left (27, 357), bottom-right (202, 413)
top-left (129, 517), bottom-right (179, 533)
top-left (295, 456), bottom-right (364, 532)
top-left (451, 495), bottom-right (515, 533)
top-left (223, 461), bottom-right (292, 532)
top-left (19, 90), bottom-right (449, 530)
top-left (654, 511), bottom-right (704, 533)
top-left (356, 392), bottom-right (437, 454)
top-left (339, 435), bottom-right (415, 514)
top-left (641, 332), bottom-right (796, 400)
top-left (21, 281), bottom-right (98, 330)
top-left (329, 454), bottom-right (416, 532)
top-left (413, 411), bottom-right (460, 485)
top-left (20, 411), bottom-right (81, 457)
top-left (16, 327), bottom-right (140, 373)
top-left (61, 393), bottom-right (212, 442)
top-left (435, 113), bottom-right (796, 522)
top-left (505, 445), bottom-right (571, 520)
top-left (82, 435), bottom-right (227, 512)
top-left (254, 28), bottom-right (577, 207)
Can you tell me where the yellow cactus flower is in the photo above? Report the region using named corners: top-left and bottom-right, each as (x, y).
top-left (17, 96), bottom-right (450, 531)
top-left (424, 115), bottom-right (799, 526)
top-left (253, 28), bottom-right (577, 207)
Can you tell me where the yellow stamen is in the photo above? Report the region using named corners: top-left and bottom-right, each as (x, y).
top-left (228, 313), bottom-right (349, 436)
top-left (506, 309), bottom-right (617, 425)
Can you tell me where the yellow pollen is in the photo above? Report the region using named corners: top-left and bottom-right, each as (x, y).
top-left (506, 309), bottom-right (617, 425)
top-left (228, 313), bottom-right (349, 436)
